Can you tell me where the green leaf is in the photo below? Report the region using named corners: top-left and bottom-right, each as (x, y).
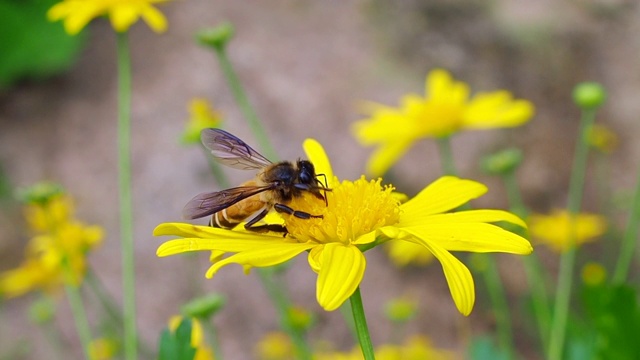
top-left (157, 318), bottom-right (197, 360)
top-left (0, 0), bottom-right (85, 89)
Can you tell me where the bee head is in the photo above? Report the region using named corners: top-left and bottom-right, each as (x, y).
top-left (297, 160), bottom-right (316, 185)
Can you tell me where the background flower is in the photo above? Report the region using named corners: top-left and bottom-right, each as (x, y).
top-left (528, 209), bottom-right (607, 253)
top-left (353, 68), bottom-right (535, 176)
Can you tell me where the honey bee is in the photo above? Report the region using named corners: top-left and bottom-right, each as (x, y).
top-left (183, 129), bottom-right (329, 233)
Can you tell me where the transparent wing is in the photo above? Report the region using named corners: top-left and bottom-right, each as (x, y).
top-left (201, 128), bottom-right (272, 170)
top-left (182, 185), bottom-right (274, 220)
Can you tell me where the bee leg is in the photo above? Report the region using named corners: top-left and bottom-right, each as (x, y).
top-left (244, 208), bottom-right (289, 235)
top-left (274, 203), bottom-right (323, 220)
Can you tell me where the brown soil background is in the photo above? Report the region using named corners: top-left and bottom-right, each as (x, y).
top-left (1, 0), bottom-right (640, 359)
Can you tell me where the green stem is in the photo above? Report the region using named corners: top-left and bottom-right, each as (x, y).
top-left (503, 172), bottom-right (551, 352)
top-left (212, 47), bottom-right (278, 160)
top-left (339, 301), bottom-right (358, 340)
top-left (63, 282), bottom-right (93, 360)
top-left (481, 255), bottom-right (515, 359)
top-left (436, 137), bottom-right (458, 176)
top-left (547, 108), bottom-right (596, 360)
top-left (612, 167), bottom-right (640, 283)
top-left (85, 269), bottom-right (122, 327)
top-left (199, 318), bottom-right (224, 360)
top-left (349, 287), bottom-right (375, 360)
top-left (256, 270), bottom-right (312, 360)
top-left (116, 32), bottom-right (138, 360)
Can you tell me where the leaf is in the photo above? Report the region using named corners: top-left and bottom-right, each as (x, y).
top-left (0, 0), bottom-right (85, 89)
top-left (157, 318), bottom-right (197, 360)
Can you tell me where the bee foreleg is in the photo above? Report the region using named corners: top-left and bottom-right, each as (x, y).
top-left (244, 208), bottom-right (269, 229)
top-left (274, 203), bottom-right (323, 220)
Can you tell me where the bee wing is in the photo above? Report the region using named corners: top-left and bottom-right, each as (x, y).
top-left (201, 129), bottom-right (272, 170)
top-left (182, 185), bottom-right (274, 220)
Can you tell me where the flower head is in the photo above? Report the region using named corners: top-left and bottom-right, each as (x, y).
top-left (353, 68), bottom-right (534, 176)
top-left (155, 140), bottom-right (532, 315)
top-left (48, 0), bottom-right (171, 35)
top-left (181, 99), bottom-right (223, 145)
top-left (0, 191), bottom-right (103, 298)
top-left (528, 209), bottom-right (607, 253)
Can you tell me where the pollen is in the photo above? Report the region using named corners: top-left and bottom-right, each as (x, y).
top-left (285, 176), bottom-right (401, 245)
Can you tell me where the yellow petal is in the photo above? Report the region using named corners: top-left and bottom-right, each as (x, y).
top-left (365, 139), bottom-right (414, 177)
top-left (462, 91), bottom-right (534, 129)
top-left (426, 69), bottom-right (469, 104)
top-left (205, 243), bottom-right (315, 278)
top-left (401, 209), bottom-right (527, 228)
top-left (401, 177), bottom-right (487, 216)
top-left (153, 223), bottom-right (285, 241)
top-left (316, 243), bottom-right (366, 311)
top-left (401, 236), bottom-right (475, 315)
top-left (139, 4), bottom-right (168, 33)
top-left (157, 238), bottom-right (284, 257)
top-left (303, 139), bottom-right (334, 187)
top-left (307, 245), bottom-right (324, 273)
top-left (109, 5), bottom-right (139, 32)
top-left (397, 224), bottom-right (532, 254)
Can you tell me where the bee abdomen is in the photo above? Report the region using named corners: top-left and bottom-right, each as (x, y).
top-left (210, 209), bottom-right (238, 229)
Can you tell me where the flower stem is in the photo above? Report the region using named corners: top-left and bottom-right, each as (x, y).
top-left (503, 171), bottom-right (551, 353)
top-left (436, 137), bottom-right (458, 176)
top-left (256, 269), bottom-right (313, 360)
top-left (612, 167), bottom-right (640, 283)
top-left (85, 269), bottom-right (122, 327)
top-left (480, 255), bottom-right (515, 359)
top-left (116, 32), bottom-right (138, 360)
top-left (212, 47), bottom-right (278, 160)
top-left (349, 287), bottom-right (375, 360)
top-left (63, 281), bottom-right (92, 360)
top-left (547, 108), bottom-right (597, 360)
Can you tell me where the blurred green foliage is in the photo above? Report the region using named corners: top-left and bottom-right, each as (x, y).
top-left (158, 318), bottom-right (197, 360)
top-left (0, 0), bottom-right (85, 89)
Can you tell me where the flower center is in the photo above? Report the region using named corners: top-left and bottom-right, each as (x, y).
top-left (414, 101), bottom-right (464, 138)
top-left (284, 176), bottom-right (401, 245)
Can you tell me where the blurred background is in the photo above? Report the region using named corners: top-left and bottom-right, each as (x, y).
top-left (1, 0), bottom-right (639, 358)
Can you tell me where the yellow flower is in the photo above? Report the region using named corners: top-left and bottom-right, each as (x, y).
top-left (255, 332), bottom-right (294, 360)
top-left (385, 240), bottom-right (435, 267)
top-left (168, 316), bottom-right (215, 360)
top-left (384, 296), bottom-right (418, 323)
top-left (89, 337), bottom-right (119, 360)
top-left (586, 124), bottom-right (618, 154)
top-left (581, 262), bottom-right (606, 286)
top-left (155, 140), bottom-right (532, 315)
top-left (528, 209), bottom-right (607, 253)
top-left (47, 0), bottom-right (171, 35)
top-left (376, 335), bottom-right (456, 360)
top-left (0, 194), bottom-right (103, 298)
top-left (181, 99), bottom-right (223, 145)
top-left (353, 68), bottom-right (534, 176)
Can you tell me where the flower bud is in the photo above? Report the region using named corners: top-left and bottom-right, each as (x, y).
top-left (480, 148), bottom-right (523, 176)
top-left (286, 306), bottom-right (314, 332)
top-left (29, 297), bottom-right (55, 325)
top-left (181, 294), bottom-right (226, 319)
top-left (17, 182), bottom-right (64, 205)
top-left (197, 22), bottom-right (235, 51)
top-left (384, 297), bottom-right (418, 323)
top-left (573, 82), bottom-right (606, 110)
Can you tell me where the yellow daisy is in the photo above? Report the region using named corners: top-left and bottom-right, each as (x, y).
top-left (353, 68), bottom-right (534, 176)
top-left (154, 140), bottom-right (532, 315)
top-left (48, 0), bottom-right (171, 35)
top-left (181, 98), bottom-right (223, 145)
top-left (528, 209), bottom-right (607, 253)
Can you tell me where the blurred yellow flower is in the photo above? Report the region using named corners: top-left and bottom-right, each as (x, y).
top-left (155, 140), bottom-right (532, 315)
top-left (182, 99), bottom-right (223, 145)
top-left (168, 316), bottom-right (215, 360)
top-left (528, 210), bottom-right (607, 253)
top-left (255, 332), bottom-right (294, 360)
top-left (48, 0), bottom-right (171, 35)
top-left (89, 337), bottom-right (119, 360)
top-left (586, 124), bottom-right (618, 154)
top-left (581, 262), bottom-right (607, 286)
top-left (315, 335), bottom-right (455, 360)
top-left (0, 193), bottom-right (103, 298)
top-left (353, 68), bottom-right (534, 176)
top-left (385, 239), bottom-right (435, 267)
top-left (384, 296), bottom-right (418, 323)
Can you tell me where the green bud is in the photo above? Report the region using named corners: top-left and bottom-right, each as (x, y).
top-left (29, 297), bottom-right (56, 325)
top-left (286, 306), bottom-right (315, 332)
top-left (16, 182), bottom-right (65, 205)
top-left (573, 82), bottom-right (606, 110)
top-left (480, 148), bottom-right (523, 176)
top-left (384, 297), bottom-right (418, 323)
top-left (181, 294), bottom-right (225, 319)
top-left (197, 22), bottom-right (235, 51)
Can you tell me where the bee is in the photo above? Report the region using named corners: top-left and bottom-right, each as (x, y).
top-left (183, 129), bottom-right (329, 233)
